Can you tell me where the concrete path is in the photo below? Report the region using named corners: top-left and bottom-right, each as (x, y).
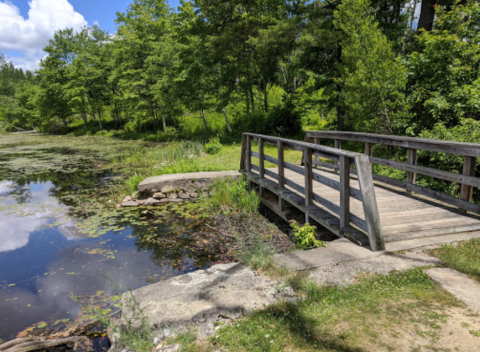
top-left (425, 268), bottom-right (480, 312)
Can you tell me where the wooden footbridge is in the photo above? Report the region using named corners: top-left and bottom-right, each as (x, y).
top-left (240, 131), bottom-right (480, 251)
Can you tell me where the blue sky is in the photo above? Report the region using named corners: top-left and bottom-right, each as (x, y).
top-left (0, 0), bottom-right (181, 70)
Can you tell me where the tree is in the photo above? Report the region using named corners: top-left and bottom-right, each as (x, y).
top-left (334, 0), bottom-right (409, 133)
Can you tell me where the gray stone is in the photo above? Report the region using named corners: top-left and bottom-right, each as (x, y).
top-left (160, 198), bottom-right (184, 203)
top-left (121, 201), bottom-right (139, 207)
top-left (144, 197), bottom-right (160, 206)
top-left (425, 268), bottom-right (480, 312)
top-left (131, 191), bottom-right (138, 200)
top-left (167, 192), bottom-right (178, 199)
top-left (161, 186), bottom-right (176, 194)
top-left (179, 193), bottom-right (190, 199)
top-left (123, 196), bottom-right (132, 202)
top-left (155, 344), bottom-right (180, 352)
top-left (120, 263), bottom-right (287, 339)
top-left (189, 192), bottom-right (198, 198)
top-left (153, 192), bottom-right (166, 199)
top-left (137, 199), bottom-right (146, 205)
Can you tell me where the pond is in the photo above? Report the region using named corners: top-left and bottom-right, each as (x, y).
top-left (0, 134), bottom-right (233, 348)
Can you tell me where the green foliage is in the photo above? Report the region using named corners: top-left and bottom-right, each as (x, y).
top-left (206, 178), bottom-right (260, 216)
top-left (432, 239), bottom-right (480, 282)
top-left (289, 221), bottom-right (325, 250)
top-left (126, 174), bottom-right (144, 195)
top-left (406, 1), bottom-right (480, 134)
top-left (204, 136), bottom-right (222, 154)
top-left (334, 0), bottom-right (409, 133)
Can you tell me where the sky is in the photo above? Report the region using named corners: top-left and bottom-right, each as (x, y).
top-left (0, 0), bottom-right (180, 71)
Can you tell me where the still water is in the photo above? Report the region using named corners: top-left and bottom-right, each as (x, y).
top-left (0, 135), bottom-right (227, 346)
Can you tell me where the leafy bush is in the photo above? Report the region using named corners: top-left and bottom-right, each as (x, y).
top-left (206, 178), bottom-right (260, 215)
top-left (125, 173), bottom-right (144, 194)
top-left (290, 221), bottom-right (326, 250)
top-left (231, 103), bottom-right (301, 137)
top-left (204, 136), bottom-right (222, 154)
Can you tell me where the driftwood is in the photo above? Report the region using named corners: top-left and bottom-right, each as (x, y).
top-left (0, 336), bottom-right (91, 352)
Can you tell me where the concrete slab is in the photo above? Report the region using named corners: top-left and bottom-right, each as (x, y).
top-left (117, 263), bottom-right (294, 345)
top-left (274, 238), bottom-right (382, 271)
top-left (138, 171), bottom-right (239, 195)
top-left (385, 231), bottom-right (480, 252)
top-left (425, 268), bottom-right (480, 312)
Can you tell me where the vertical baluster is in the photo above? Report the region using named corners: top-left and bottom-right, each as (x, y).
top-left (246, 135), bottom-right (252, 190)
top-left (365, 142), bottom-right (373, 171)
top-left (406, 149), bottom-right (417, 195)
top-left (304, 148), bottom-right (313, 224)
top-left (278, 141), bottom-right (285, 211)
top-left (460, 156), bottom-right (476, 204)
top-left (340, 156), bottom-right (350, 229)
top-left (240, 134), bottom-right (247, 171)
top-left (259, 138), bottom-right (265, 196)
top-left (334, 139), bottom-right (341, 173)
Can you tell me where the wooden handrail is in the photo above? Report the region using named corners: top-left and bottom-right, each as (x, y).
top-left (306, 130), bottom-right (480, 214)
top-left (240, 132), bottom-right (385, 251)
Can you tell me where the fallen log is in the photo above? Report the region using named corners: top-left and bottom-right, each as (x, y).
top-left (2, 336), bottom-right (90, 352)
top-left (0, 338), bottom-right (36, 351)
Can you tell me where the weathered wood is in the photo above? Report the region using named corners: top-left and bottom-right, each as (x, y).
top-left (278, 141), bottom-right (285, 211)
top-left (355, 154), bottom-right (385, 251)
top-left (340, 156), bottom-right (351, 229)
top-left (246, 135), bottom-right (252, 173)
top-left (240, 134), bottom-right (247, 171)
top-left (372, 173), bottom-right (480, 214)
top-left (406, 148), bottom-right (417, 195)
top-left (4, 337), bottom-right (90, 352)
top-left (369, 156), bottom-right (480, 188)
top-left (460, 156), bottom-right (476, 202)
top-left (304, 148), bottom-right (313, 223)
top-left (259, 138), bottom-right (265, 197)
top-left (307, 131), bottom-right (480, 157)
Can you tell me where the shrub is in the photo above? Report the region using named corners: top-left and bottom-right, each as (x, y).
top-left (125, 173), bottom-right (144, 194)
top-left (204, 136), bottom-right (222, 154)
top-left (290, 220), bottom-right (326, 250)
top-left (206, 178), bottom-right (260, 215)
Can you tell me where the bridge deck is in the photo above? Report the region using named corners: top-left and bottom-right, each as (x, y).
top-left (250, 167), bottom-right (480, 244)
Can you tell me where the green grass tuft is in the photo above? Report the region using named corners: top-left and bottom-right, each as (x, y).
top-left (431, 239), bottom-right (480, 282)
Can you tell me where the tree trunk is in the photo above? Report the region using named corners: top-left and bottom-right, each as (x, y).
top-left (162, 115), bottom-right (167, 133)
top-left (263, 74), bottom-right (268, 113)
top-left (201, 109), bottom-right (208, 132)
top-left (61, 117), bottom-right (68, 129)
top-left (336, 106), bottom-right (345, 130)
top-left (97, 110), bottom-right (103, 130)
top-left (223, 107), bottom-right (232, 133)
top-left (250, 88), bottom-right (255, 113)
top-left (81, 112), bottom-right (88, 125)
top-left (418, 0), bottom-right (437, 31)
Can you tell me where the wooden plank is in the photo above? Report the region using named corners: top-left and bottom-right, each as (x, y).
top-left (304, 148), bottom-right (313, 223)
top-left (278, 141), bottom-right (285, 211)
top-left (246, 135), bottom-right (252, 173)
top-left (406, 148), bottom-right (417, 195)
top-left (370, 156), bottom-right (480, 188)
top-left (259, 138), bottom-right (265, 197)
top-left (383, 223), bottom-right (480, 242)
top-left (264, 154), bottom-right (279, 165)
top-left (372, 173), bottom-right (480, 214)
top-left (382, 216), bottom-right (480, 235)
top-left (355, 154), bottom-right (385, 251)
top-left (461, 156), bottom-right (476, 202)
top-left (306, 131), bottom-right (480, 157)
top-left (340, 155), bottom-right (350, 228)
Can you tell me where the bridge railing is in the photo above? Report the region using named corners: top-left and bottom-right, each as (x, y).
top-left (306, 131), bottom-right (480, 215)
top-left (240, 132), bottom-right (385, 251)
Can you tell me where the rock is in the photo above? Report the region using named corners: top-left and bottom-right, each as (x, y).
top-left (137, 199), bottom-right (146, 205)
top-left (115, 204), bottom-right (122, 208)
top-left (189, 193), bottom-right (198, 198)
top-left (120, 263), bottom-right (289, 340)
top-left (161, 186), bottom-right (176, 194)
top-left (144, 197), bottom-right (160, 206)
top-left (123, 196), bottom-right (132, 202)
top-left (121, 201), bottom-right (139, 207)
top-left (160, 198), bottom-right (184, 203)
top-left (131, 191), bottom-right (138, 200)
top-left (179, 193), bottom-right (190, 199)
top-left (155, 344), bottom-right (181, 352)
top-left (167, 192), bottom-right (178, 199)
top-left (153, 192), bottom-right (166, 199)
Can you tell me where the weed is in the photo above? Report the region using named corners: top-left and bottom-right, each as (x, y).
top-left (125, 173), bottom-right (144, 195)
top-left (289, 220), bottom-right (326, 249)
top-left (205, 178), bottom-right (260, 216)
top-left (431, 239), bottom-right (480, 282)
top-left (204, 136), bottom-right (222, 154)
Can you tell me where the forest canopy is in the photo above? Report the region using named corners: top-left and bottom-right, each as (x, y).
top-left (0, 0), bottom-right (479, 139)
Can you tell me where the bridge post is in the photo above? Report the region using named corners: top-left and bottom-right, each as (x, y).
top-left (304, 147), bottom-right (313, 224)
top-left (355, 154), bottom-right (385, 251)
top-left (278, 141), bottom-right (285, 211)
top-left (259, 137), bottom-right (265, 197)
top-left (240, 134), bottom-right (247, 171)
top-left (246, 135), bottom-right (252, 190)
top-left (406, 149), bottom-right (417, 195)
top-left (340, 156), bottom-right (351, 229)
top-left (334, 139), bottom-right (341, 173)
top-left (461, 156), bottom-right (476, 203)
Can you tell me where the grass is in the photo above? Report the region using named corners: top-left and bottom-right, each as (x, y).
top-left (431, 239), bottom-right (480, 282)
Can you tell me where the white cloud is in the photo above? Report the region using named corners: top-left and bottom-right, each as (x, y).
top-left (0, 0), bottom-right (87, 70)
